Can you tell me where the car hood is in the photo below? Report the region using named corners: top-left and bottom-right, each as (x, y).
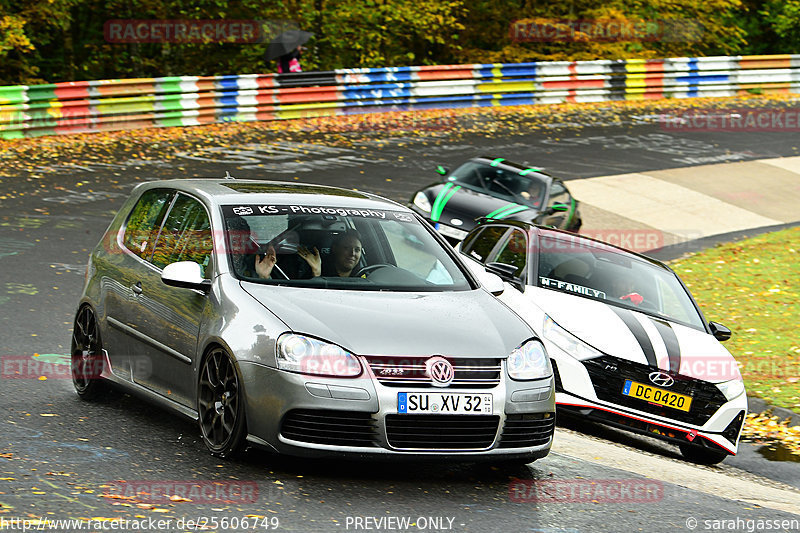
top-left (527, 287), bottom-right (738, 383)
top-left (423, 184), bottom-right (540, 229)
top-left (242, 283), bottom-right (532, 358)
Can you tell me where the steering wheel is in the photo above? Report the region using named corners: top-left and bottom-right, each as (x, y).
top-left (490, 179), bottom-right (523, 202)
top-left (354, 263), bottom-right (394, 277)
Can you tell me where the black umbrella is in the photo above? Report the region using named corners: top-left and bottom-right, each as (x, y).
top-left (266, 30), bottom-right (313, 60)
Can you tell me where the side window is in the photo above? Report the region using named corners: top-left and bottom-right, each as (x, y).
top-left (548, 180), bottom-right (569, 208)
top-left (461, 226), bottom-right (508, 264)
top-left (493, 229), bottom-right (528, 279)
top-left (151, 194), bottom-right (213, 276)
top-left (123, 189), bottom-right (172, 260)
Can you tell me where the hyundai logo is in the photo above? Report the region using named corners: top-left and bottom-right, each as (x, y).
top-left (648, 371), bottom-right (674, 387)
top-left (425, 356), bottom-right (454, 387)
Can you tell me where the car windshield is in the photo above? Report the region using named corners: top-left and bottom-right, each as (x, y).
top-left (445, 161), bottom-right (547, 207)
top-left (223, 204), bottom-right (472, 291)
top-left (536, 235), bottom-right (705, 330)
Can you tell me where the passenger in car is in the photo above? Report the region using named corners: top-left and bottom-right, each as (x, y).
top-left (299, 230), bottom-right (364, 278)
top-left (520, 180), bottom-right (544, 205)
top-left (226, 215), bottom-right (277, 279)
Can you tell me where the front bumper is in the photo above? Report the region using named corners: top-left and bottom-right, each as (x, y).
top-left (552, 355), bottom-right (747, 455)
top-left (238, 360), bottom-right (555, 459)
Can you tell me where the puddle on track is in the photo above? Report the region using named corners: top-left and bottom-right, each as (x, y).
top-left (757, 443), bottom-right (800, 463)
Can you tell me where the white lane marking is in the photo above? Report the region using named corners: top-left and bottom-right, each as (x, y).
top-left (760, 156), bottom-right (800, 175)
top-left (567, 173), bottom-right (781, 238)
top-left (551, 429), bottom-right (800, 515)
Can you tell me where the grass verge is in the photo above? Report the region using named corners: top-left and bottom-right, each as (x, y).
top-left (671, 227), bottom-right (800, 456)
top-left (671, 226), bottom-right (800, 411)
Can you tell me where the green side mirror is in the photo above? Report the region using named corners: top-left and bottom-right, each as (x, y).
top-left (550, 203), bottom-right (569, 212)
top-left (436, 165), bottom-right (449, 176)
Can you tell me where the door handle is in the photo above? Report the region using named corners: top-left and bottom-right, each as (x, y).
top-left (131, 281), bottom-right (143, 295)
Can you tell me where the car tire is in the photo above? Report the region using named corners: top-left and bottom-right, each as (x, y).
top-left (198, 347), bottom-right (247, 458)
top-left (679, 443), bottom-right (728, 465)
top-left (70, 306), bottom-right (107, 400)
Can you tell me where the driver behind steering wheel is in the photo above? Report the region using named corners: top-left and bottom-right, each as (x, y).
top-left (298, 229), bottom-right (365, 278)
top-left (611, 276), bottom-right (644, 307)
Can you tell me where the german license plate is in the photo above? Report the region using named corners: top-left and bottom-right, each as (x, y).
top-left (435, 223), bottom-right (468, 241)
top-left (397, 392), bottom-right (492, 414)
top-left (622, 380), bottom-right (692, 412)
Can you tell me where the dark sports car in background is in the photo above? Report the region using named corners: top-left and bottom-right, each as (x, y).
top-left (409, 157), bottom-right (582, 242)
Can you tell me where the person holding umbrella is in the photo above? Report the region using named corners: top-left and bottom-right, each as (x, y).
top-left (267, 30), bottom-right (313, 73)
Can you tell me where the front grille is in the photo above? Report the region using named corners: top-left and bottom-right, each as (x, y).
top-left (385, 415), bottom-right (500, 449)
top-left (582, 356), bottom-right (728, 425)
top-left (365, 356), bottom-right (501, 388)
top-left (499, 413), bottom-right (556, 448)
top-left (281, 409), bottom-right (377, 447)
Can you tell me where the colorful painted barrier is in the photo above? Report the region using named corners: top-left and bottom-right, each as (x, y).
top-left (1, 55), bottom-right (799, 139)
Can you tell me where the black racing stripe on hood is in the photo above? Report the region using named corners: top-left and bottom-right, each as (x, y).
top-left (610, 306), bottom-right (658, 368)
top-left (651, 318), bottom-right (681, 374)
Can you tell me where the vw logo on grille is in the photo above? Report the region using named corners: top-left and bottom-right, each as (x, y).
top-left (425, 356), bottom-right (454, 387)
top-left (648, 371), bottom-right (674, 387)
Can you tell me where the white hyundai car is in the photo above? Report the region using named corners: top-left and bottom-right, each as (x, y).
top-left (458, 221), bottom-right (747, 464)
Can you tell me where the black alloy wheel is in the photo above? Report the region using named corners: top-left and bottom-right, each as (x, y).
top-left (198, 348), bottom-right (247, 457)
top-left (70, 306), bottom-right (106, 400)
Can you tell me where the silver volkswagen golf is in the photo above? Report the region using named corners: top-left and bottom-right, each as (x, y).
top-left (72, 178), bottom-right (555, 461)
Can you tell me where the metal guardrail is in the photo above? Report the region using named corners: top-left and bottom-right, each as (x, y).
top-left (1, 55), bottom-right (799, 140)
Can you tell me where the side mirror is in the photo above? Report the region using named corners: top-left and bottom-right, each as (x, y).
top-left (545, 203), bottom-right (570, 215)
top-left (162, 261), bottom-right (211, 292)
top-left (481, 271), bottom-right (505, 296)
top-left (708, 321), bottom-right (731, 342)
top-left (435, 165), bottom-right (449, 178)
top-left (485, 262), bottom-right (525, 293)
top-left (457, 252), bottom-right (506, 296)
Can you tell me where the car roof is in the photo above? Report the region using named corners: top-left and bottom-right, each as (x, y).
top-left (469, 156), bottom-right (552, 180)
top-left (477, 219), bottom-right (672, 271)
top-left (135, 178), bottom-right (405, 211)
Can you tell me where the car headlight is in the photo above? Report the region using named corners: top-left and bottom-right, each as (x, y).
top-left (542, 314), bottom-right (602, 360)
top-left (412, 191), bottom-right (432, 213)
top-left (507, 339), bottom-right (551, 380)
top-left (276, 334), bottom-right (362, 378)
top-left (717, 379), bottom-right (746, 401)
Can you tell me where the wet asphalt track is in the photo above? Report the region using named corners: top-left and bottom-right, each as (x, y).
top-left (1, 116), bottom-right (800, 531)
